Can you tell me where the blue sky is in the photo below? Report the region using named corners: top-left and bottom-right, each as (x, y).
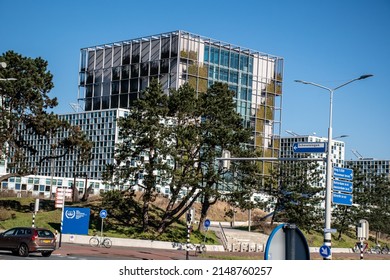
top-left (1, 0), bottom-right (389, 160)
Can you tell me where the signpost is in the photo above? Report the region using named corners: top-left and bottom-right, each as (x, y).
top-left (332, 192), bottom-right (353, 206)
top-left (333, 167), bottom-right (353, 180)
top-left (319, 245), bottom-right (331, 258)
top-left (333, 180), bottom-right (353, 193)
top-left (332, 167), bottom-right (353, 206)
top-left (204, 219), bottom-right (211, 230)
top-left (55, 187), bottom-right (73, 208)
top-left (203, 219), bottom-right (211, 245)
top-left (99, 209), bottom-right (108, 240)
top-left (324, 228), bottom-right (337, 233)
top-left (100, 209), bottom-right (108, 219)
top-left (293, 142), bottom-right (326, 153)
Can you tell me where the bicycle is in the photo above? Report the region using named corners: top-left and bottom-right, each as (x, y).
top-left (369, 244), bottom-right (382, 254)
top-left (89, 234), bottom-right (112, 248)
top-left (381, 244), bottom-right (389, 254)
top-left (195, 243), bottom-right (207, 254)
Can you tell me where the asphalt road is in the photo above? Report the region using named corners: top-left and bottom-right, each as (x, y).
top-left (1, 243), bottom-right (390, 260)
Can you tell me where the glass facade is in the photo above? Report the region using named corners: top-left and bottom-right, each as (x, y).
top-left (10, 109), bottom-right (127, 181)
top-left (78, 31), bottom-right (284, 173)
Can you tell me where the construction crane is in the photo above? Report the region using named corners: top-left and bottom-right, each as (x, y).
top-left (285, 130), bottom-right (300, 136)
top-left (351, 149), bottom-right (364, 160)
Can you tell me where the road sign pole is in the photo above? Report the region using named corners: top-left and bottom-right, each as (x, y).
top-left (295, 74), bottom-right (373, 260)
top-left (203, 219), bottom-right (211, 244)
top-left (101, 217), bottom-right (104, 240)
top-left (59, 187), bottom-right (66, 248)
top-left (186, 223), bottom-right (190, 260)
top-left (324, 89), bottom-right (334, 260)
top-left (285, 224), bottom-right (297, 260)
top-left (99, 210), bottom-right (107, 241)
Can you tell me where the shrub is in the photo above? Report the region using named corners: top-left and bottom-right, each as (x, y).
top-left (0, 207), bottom-right (13, 221)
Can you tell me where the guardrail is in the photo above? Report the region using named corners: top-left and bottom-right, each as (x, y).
top-left (218, 222), bottom-right (229, 251)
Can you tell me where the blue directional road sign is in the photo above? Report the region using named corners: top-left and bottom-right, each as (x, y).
top-left (333, 167), bottom-right (353, 180)
top-left (100, 209), bottom-right (108, 219)
top-left (333, 180), bottom-right (353, 193)
top-left (333, 192), bottom-right (353, 206)
top-left (204, 219), bottom-right (211, 229)
top-left (319, 245), bottom-right (331, 258)
top-left (293, 142), bottom-right (326, 153)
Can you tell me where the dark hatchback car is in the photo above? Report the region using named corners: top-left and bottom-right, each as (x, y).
top-left (0, 227), bottom-right (56, 257)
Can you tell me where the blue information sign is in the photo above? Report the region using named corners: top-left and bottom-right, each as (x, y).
top-left (333, 180), bottom-right (353, 193)
top-left (333, 192), bottom-right (353, 206)
top-left (333, 167), bottom-right (353, 180)
top-left (319, 245), bottom-right (331, 258)
top-left (293, 142), bottom-right (326, 153)
top-left (100, 209), bottom-right (108, 219)
top-left (62, 207), bottom-right (90, 235)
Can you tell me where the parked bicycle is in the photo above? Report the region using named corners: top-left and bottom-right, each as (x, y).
top-left (89, 234), bottom-right (112, 248)
top-left (370, 243), bottom-right (390, 254)
top-left (174, 242), bottom-right (207, 255)
top-left (195, 243), bottom-right (207, 254)
top-left (369, 244), bottom-right (382, 254)
top-left (381, 244), bottom-right (389, 254)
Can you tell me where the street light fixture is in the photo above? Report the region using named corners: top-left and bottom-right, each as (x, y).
top-left (333, 134), bottom-right (349, 140)
top-left (295, 74), bottom-right (373, 260)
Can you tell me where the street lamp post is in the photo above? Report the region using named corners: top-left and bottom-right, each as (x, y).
top-left (295, 74), bottom-right (373, 260)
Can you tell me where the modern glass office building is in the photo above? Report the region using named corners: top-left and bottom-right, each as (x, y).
top-left (78, 31), bottom-right (284, 170)
top-left (2, 31), bottom-right (284, 197)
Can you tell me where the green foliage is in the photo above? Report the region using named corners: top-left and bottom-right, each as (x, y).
top-left (104, 81), bottom-right (262, 235)
top-left (196, 83), bottom-right (261, 229)
top-left (100, 190), bottom-right (141, 227)
top-left (331, 167), bottom-right (390, 240)
top-left (0, 51), bottom-right (93, 181)
top-left (354, 170), bottom-right (390, 235)
top-left (264, 161), bottom-right (323, 232)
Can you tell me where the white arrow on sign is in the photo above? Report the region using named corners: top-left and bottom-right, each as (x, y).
top-left (319, 245), bottom-right (331, 258)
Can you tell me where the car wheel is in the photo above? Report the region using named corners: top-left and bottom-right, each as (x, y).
top-left (41, 251), bottom-right (52, 257)
top-left (18, 243), bottom-right (29, 257)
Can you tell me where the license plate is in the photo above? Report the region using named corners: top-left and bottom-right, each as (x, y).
top-left (42, 240), bottom-right (51, 244)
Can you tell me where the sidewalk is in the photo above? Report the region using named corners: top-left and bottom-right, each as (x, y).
top-left (60, 226), bottom-right (353, 254)
top-left (60, 233), bottom-right (226, 252)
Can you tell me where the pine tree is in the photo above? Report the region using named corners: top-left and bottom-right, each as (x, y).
top-left (0, 51), bottom-right (92, 183)
top-left (266, 161), bottom-right (323, 232)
